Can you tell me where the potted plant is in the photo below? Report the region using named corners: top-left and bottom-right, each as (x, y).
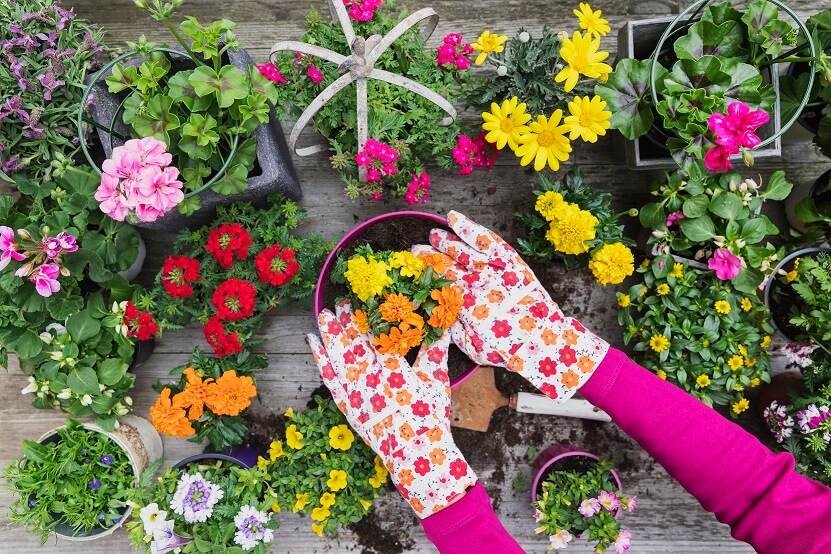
top-left (141, 194), bottom-right (331, 358)
top-left (515, 165), bottom-right (636, 285)
top-left (618, 258), bottom-right (774, 413)
top-left (80, 0), bottom-right (300, 232)
top-left (269, 0), bottom-right (485, 201)
top-left (0, 166), bottom-right (145, 369)
top-left (786, 169), bottom-right (831, 240)
top-left (531, 445), bottom-right (635, 553)
top-left (315, 210), bottom-right (477, 386)
top-left (466, 11), bottom-right (617, 173)
top-left (640, 169), bottom-right (792, 293)
top-left (596, 0), bottom-right (814, 175)
top-left (0, 0), bottom-right (111, 182)
top-left (3, 416), bottom-right (163, 543)
top-left (149, 346), bottom-right (266, 451)
top-left (764, 247), bottom-right (831, 345)
top-left (19, 291), bottom-right (158, 430)
top-left (261, 396), bottom-right (386, 537)
top-left (127, 454), bottom-right (276, 553)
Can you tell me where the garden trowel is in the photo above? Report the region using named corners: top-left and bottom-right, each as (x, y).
top-left (450, 366), bottom-right (611, 432)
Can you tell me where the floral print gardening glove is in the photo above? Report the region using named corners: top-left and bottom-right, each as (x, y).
top-left (307, 301), bottom-right (476, 518)
top-left (413, 211), bottom-right (609, 401)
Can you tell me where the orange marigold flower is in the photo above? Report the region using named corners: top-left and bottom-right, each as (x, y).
top-left (373, 323), bottom-right (425, 356)
top-left (150, 388), bottom-right (195, 438)
top-left (204, 370), bottom-right (257, 416)
top-left (419, 252), bottom-right (449, 275)
top-left (173, 366), bottom-right (214, 421)
top-left (378, 293), bottom-right (424, 328)
top-left (353, 309), bottom-right (370, 333)
top-left (427, 286), bottom-right (464, 329)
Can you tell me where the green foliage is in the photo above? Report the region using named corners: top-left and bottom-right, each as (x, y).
top-left (0, 0), bottom-right (113, 182)
top-left (532, 457), bottom-right (634, 552)
top-left (515, 165), bottom-right (634, 271)
top-left (618, 261), bottom-right (773, 412)
top-left (263, 396), bottom-right (385, 536)
top-left (3, 419), bottom-right (135, 543)
top-left (782, 252), bottom-right (831, 349)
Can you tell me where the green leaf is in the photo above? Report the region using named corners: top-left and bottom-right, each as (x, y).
top-left (98, 358), bottom-right (128, 386)
top-left (594, 59), bottom-right (663, 140)
top-left (639, 203), bottom-right (665, 229)
top-left (779, 72), bottom-right (813, 127)
top-left (683, 195), bottom-right (710, 218)
top-left (188, 65), bottom-right (249, 108)
top-left (742, 0), bottom-right (779, 42)
top-left (674, 20), bottom-right (745, 61)
top-left (66, 310), bottom-right (101, 343)
top-left (708, 191), bottom-right (743, 220)
top-left (210, 163), bottom-right (249, 195)
top-left (679, 216), bottom-right (716, 241)
top-left (762, 170), bottom-right (793, 201)
top-left (702, 3), bottom-right (743, 25)
top-left (665, 56), bottom-right (731, 95)
top-left (177, 195), bottom-right (202, 215)
top-left (67, 367), bottom-right (100, 395)
top-left (47, 294), bottom-right (84, 321)
top-left (105, 64), bottom-right (140, 93)
top-left (740, 218), bottom-right (769, 244)
top-left (130, 95), bottom-right (181, 143)
top-left (4, 328), bottom-right (43, 360)
top-left (183, 113), bottom-right (220, 147)
top-left (720, 59), bottom-right (764, 105)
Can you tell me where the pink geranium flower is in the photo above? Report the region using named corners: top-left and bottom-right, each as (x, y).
top-left (0, 225), bottom-right (26, 270)
top-left (134, 166), bottom-right (184, 217)
top-left (708, 248), bottom-right (742, 280)
top-left (665, 211), bottom-right (685, 227)
top-left (95, 173), bottom-right (131, 221)
top-left (29, 263), bottom-right (61, 297)
top-left (703, 144), bottom-right (738, 173)
top-left (709, 102), bottom-right (769, 149)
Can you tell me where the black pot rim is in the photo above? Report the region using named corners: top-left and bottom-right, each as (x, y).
top-left (172, 452), bottom-right (249, 471)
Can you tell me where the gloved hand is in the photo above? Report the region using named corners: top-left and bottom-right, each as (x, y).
top-left (413, 211), bottom-right (609, 401)
top-left (307, 301), bottom-right (476, 517)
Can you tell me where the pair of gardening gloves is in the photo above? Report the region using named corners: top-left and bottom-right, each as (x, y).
top-left (308, 211), bottom-right (609, 517)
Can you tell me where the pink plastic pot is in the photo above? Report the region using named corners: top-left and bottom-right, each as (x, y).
top-left (314, 211), bottom-right (479, 388)
top-left (530, 444), bottom-right (623, 520)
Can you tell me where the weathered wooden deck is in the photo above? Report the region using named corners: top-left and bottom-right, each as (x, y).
top-left (3, 0), bottom-right (830, 551)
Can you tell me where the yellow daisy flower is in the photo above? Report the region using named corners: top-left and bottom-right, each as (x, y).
top-left (738, 344), bottom-right (748, 357)
top-left (740, 297), bottom-right (753, 312)
top-left (482, 96), bottom-right (532, 151)
top-left (746, 357), bottom-right (757, 367)
top-left (564, 95), bottom-right (611, 143)
top-left (617, 294), bottom-right (631, 308)
top-left (750, 378), bottom-right (761, 387)
top-left (471, 30), bottom-right (508, 65)
top-left (573, 2), bottom-right (610, 38)
top-left (649, 334), bottom-right (670, 353)
top-left (639, 286), bottom-right (648, 297)
top-left (727, 355), bottom-right (744, 371)
top-left (669, 263), bottom-right (683, 278)
top-left (714, 300), bottom-right (731, 315)
top-left (696, 374), bottom-right (710, 388)
top-left (515, 112), bottom-right (572, 172)
top-left (656, 369), bottom-right (667, 380)
top-left (555, 31), bottom-right (612, 92)
top-left (656, 283), bottom-right (670, 295)
top-left (761, 336), bottom-right (771, 349)
top-left (589, 242), bottom-right (635, 285)
top-left (545, 203), bottom-right (597, 255)
top-left (535, 190), bottom-right (567, 222)
top-left (732, 398), bottom-right (750, 415)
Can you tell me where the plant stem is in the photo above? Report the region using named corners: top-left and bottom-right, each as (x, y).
top-left (759, 56), bottom-right (819, 66)
top-left (163, 18), bottom-right (199, 65)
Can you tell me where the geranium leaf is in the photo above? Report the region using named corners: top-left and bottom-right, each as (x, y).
top-left (130, 94), bottom-right (181, 143)
top-left (594, 59), bottom-right (661, 140)
top-left (665, 56), bottom-right (731, 95)
top-left (674, 20), bottom-right (746, 61)
top-left (210, 163), bottom-right (249, 195)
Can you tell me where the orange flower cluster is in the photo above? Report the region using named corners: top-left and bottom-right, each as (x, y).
top-left (149, 366), bottom-right (258, 437)
top-left (427, 286), bottom-right (463, 329)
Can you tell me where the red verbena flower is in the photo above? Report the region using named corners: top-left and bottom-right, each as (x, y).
top-left (205, 223), bottom-right (253, 269)
top-left (212, 278), bottom-right (257, 321)
top-left (123, 301), bottom-right (159, 341)
top-left (255, 244), bottom-right (300, 286)
top-left (161, 256), bottom-right (201, 298)
top-left (203, 316), bottom-right (244, 358)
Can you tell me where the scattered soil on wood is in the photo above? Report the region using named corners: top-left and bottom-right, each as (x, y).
top-left (348, 510), bottom-right (416, 554)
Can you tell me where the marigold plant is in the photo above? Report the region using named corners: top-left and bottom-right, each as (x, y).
top-left (150, 347), bottom-right (266, 450)
top-left (515, 165), bottom-right (635, 285)
top-left (262, 396), bottom-right (385, 537)
top-left (332, 245), bottom-right (462, 356)
top-left (618, 256), bottom-right (773, 412)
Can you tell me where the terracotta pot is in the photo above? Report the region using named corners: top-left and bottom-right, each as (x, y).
top-left (314, 211), bottom-right (479, 388)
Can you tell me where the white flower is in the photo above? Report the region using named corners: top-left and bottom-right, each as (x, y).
top-left (140, 503), bottom-right (168, 535)
top-left (21, 377), bottom-right (38, 395)
top-left (45, 323), bottom-right (67, 336)
top-left (519, 31), bottom-right (530, 43)
top-left (233, 505), bottom-right (274, 551)
top-left (39, 332), bottom-right (53, 343)
top-left (81, 394), bottom-right (93, 406)
top-left (614, 529), bottom-right (632, 553)
top-left (170, 472), bottom-right (224, 523)
top-left (712, 235), bottom-right (726, 247)
top-left (57, 388), bottom-right (72, 400)
top-left (115, 323), bottom-right (129, 337)
top-left (549, 529), bottom-right (573, 549)
top-left (651, 230), bottom-right (665, 238)
top-left (116, 402), bottom-right (130, 416)
top-left (496, 65), bottom-right (508, 76)
top-left (150, 519), bottom-right (192, 554)
top-left (578, 498), bottom-right (601, 517)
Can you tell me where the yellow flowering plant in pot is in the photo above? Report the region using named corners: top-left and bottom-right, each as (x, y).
top-left (617, 256), bottom-right (774, 414)
top-left (515, 165), bottom-right (636, 285)
top-left (466, 4), bottom-right (614, 173)
top-left (261, 396), bottom-right (387, 537)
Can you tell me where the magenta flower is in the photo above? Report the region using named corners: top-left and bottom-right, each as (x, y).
top-left (42, 231), bottom-right (77, 259)
top-left (0, 226), bottom-right (26, 270)
top-left (578, 497), bottom-right (601, 517)
top-left (307, 65), bottom-right (324, 84)
top-left (597, 490), bottom-right (620, 511)
top-left (665, 211), bottom-right (685, 227)
top-left (627, 495), bottom-right (637, 512)
top-left (29, 263), bottom-right (61, 297)
top-left (255, 63), bottom-right (287, 84)
top-left (703, 144), bottom-right (738, 173)
top-left (709, 102), bottom-right (769, 149)
top-left (614, 529), bottom-right (632, 553)
top-left (708, 248), bottom-right (742, 280)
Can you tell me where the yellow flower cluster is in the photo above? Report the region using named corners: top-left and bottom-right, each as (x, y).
top-left (535, 191), bottom-right (598, 255)
top-left (589, 242), bottom-right (635, 286)
top-left (368, 456), bottom-right (389, 489)
top-left (344, 255), bottom-right (393, 302)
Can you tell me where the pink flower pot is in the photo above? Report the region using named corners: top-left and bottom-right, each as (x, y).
top-left (530, 445), bottom-right (623, 520)
top-left (314, 211), bottom-right (479, 388)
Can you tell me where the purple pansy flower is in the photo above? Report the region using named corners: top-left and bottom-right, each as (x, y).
top-left (88, 479), bottom-right (102, 489)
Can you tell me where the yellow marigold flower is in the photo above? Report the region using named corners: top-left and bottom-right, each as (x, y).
top-left (656, 283), bottom-right (670, 296)
top-left (286, 424), bottom-right (304, 450)
top-left (482, 96), bottom-right (531, 151)
top-left (269, 440), bottom-right (284, 461)
top-left (359, 498), bottom-right (373, 511)
top-left (617, 294), bottom-right (631, 308)
top-left (545, 203), bottom-right (597, 255)
top-left (328, 424), bottom-right (355, 451)
top-left (741, 297), bottom-right (753, 312)
top-left (294, 493), bottom-right (309, 512)
top-left (574, 2), bottom-right (610, 38)
top-left (311, 507), bottom-right (330, 522)
top-left (344, 256), bottom-right (392, 302)
top-left (379, 293), bottom-right (424, 328)
top-left (750, 378), bottom-right (761, 387)
top-left (327, 469), bottom-right (348, 491)
top-left (761, 336), bottom-right (771, 349)
top-left (320, 492), bottom-right (336, 509)
top-left (656, 369), bottom-right (667, 380)
top-left (732, 398), bottom-right (750, 415)
top-left (471, 30), bottom-right (508, 65)
top-left (727, 355), bottom-right (744, 371)
top-left (669, 263), bottom-right (683, 278)
top-left (388, 251), bottom-right (424, 278)
top-left (516, 112), bottom-right (572, 172)
top-left (564, 95), bottom-right (611, 143)
top-left (696, 374), bottom-right (710, 388)
top-left (311, 523), bottom-right (325, 537)
top-left (555, 31), bottom-right (612, 92)
top-left (353, 309), bottom-right (370, 333)
top-left (271, 499), bottom-right (281, 513)
top-left (738, 344), bottom-right (748, 357)
top-left (535, 191), bottom-right (566, 222)
top-left (649, 334), bottom-right (670, 353)
top-left (589, 242), bottom-right (634, 285)
top-left (714, 300), bottom-right (731, 315)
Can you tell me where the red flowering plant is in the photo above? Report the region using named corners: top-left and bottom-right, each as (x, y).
top-left (140, 194), bottom-right (332, 357)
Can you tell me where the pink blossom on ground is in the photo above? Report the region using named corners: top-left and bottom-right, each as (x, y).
top-left (708, 248), bottom-right (742, 280)
top-left (665, 211), bottom-right (685, 227)
top-left (598, 490), bottom-right (620, 511)
top-left (29, 263), bottom-right (61, 297)
top-left (704, 144), bottom-right (738, 173)
top-left (0, 225), bottom-right (26, 270)
top-left (709, 102), bottom-right (769, 149)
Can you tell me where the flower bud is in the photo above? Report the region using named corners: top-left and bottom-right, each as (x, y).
top-left (519, 31), bottom-right (530, 43)
top-left (738, 181), bottom-right (747, 192)
top-left (57, 388), bottom-right (72, 400)
top-left (40, 384), bottom-right (49, 392)
top-left (694, 249), bottom-right (706, 260)
top-left (652, 230), bottom-right (665, 238)
top-left (628, 208), bottom-right (639, 217)
top-left (16, 229), bottom-right (32, 241)
top-left (496, 65), bottom-right (508, 77)
top-left (744, 178), bottom-right (759, 190)
top-left (99, 383), bottom-right (107, 392)
top-left (554, 63), bottom-right (563, 70)
top-left (729, 181), bottom-right (737, 192)
top-left (713, 235), bottom-right (726, 247)
top-left (81, 394), bottom-right (93, 406)
top-left (124, 396), bottom-right (133, 407)
top-left (742, 148), bottom-right (754, 167)
top-left (39, 332), bottom-right (53, 343)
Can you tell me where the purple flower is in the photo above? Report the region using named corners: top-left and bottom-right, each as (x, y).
top-left (36, 30), bottom-right (57, 48)
top-left (170, 472), bottom-right (224, 523)
top-left (88, 479), bottom-right (102, 489)
top-left (233, 505), bottom-right (274, 550)
top-left (51, 5), bottom-right (75, 30)
top-left (37, 68), bottom-right (65, 101)
top-left (27, 500), bottom-right (36, 508)
top-left (28, 263), bottom-right (61, 297)
top-left (627, 495), bottom-right (637, 512)
top-left (100, 454), bottom-right (113, 465)
top-left (2, 157), bottom-right (20, 175)
top-left (98, 513), bottom-right (106, 523)
top-left (665, 210), bottom-right (685, 228)
top-left (151, 520), bottom-right (192, 554)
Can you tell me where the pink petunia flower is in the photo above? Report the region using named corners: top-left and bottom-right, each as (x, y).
top-left (0, 225), bottom-right (26, 270)
top-left (627, 495), bottom-right (637, 512)
top-left (578, 497), bottom-right (601, 517)
top-left (29, 263), bottom-right (61, 297)
top-left (707, 248), bottom-right (742, 280)
top-left (549, 529), bottom-right (573, 549)
top-left (709, 102), bottom-right (769, 149)
top-left (703, 144), bottom-right (738, 173)
top-left (598, 490), bottom-right (620, 511)
top-left (255, 63), bottom-right (287, 84)
top-left (614, 529), bottom-right (632, 553)
top-left (307, 64), bottom-right (324, 84)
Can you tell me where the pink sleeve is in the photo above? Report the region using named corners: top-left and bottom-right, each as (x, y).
top-left (421, 483), bottom-right (525, 554)
top-left (581, 348), bottom-right (831, 553)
